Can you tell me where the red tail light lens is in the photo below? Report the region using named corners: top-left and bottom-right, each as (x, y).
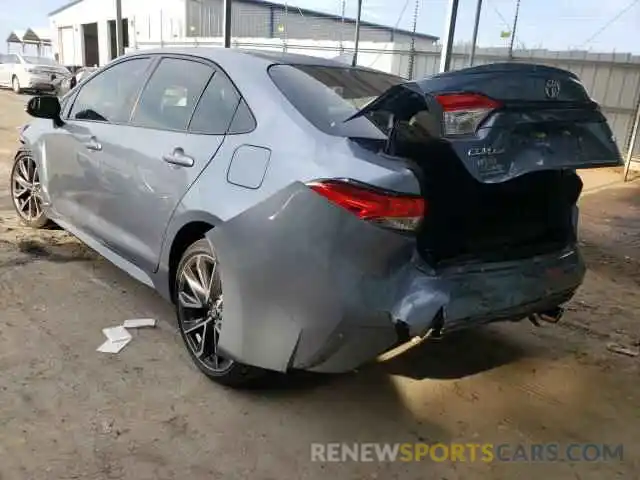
top-left (436, 93), bottom-right (502, 136)
top-left (308, 180), bottom-right (425, 232)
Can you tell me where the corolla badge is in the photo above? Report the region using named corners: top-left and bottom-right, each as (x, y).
top-left (468, 147), bottom-right (505, 157)
top-left (545, 79), bottom-right (561, 99)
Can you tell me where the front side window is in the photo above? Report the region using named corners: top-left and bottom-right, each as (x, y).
top-left (131, 57), bottom-right (213, 131)
top-left (70, 58), bottom-right (151, 123)
top-left (7, 55), bottom-right (19, 64)
top-left (189, 70), bottom-right (255, 135)
top-left (268, 64), bottom-right (403, 138)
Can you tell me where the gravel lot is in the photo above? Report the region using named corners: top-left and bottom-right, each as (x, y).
top-left (0, 89), bottom-right (638, 480)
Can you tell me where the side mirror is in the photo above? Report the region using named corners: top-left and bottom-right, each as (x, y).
top-left (26, 96), bottom-right (64, 127)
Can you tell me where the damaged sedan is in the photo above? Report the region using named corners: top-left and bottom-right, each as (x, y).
top-left (12, 49), bottom-right (622, 386)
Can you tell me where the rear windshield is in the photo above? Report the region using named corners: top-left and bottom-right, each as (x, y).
top-left (268, 64), bottom-right (404, 138)
top-left (23, 56), bottom-right (59, 66)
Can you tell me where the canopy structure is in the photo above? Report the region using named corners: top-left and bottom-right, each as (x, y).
top-left (6, 28), bottom-right (52, 56)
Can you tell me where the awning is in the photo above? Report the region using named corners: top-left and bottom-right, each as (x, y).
top-left (6, 28), bottom-right (52, 45)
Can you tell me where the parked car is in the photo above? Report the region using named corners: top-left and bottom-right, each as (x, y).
top-left (12, 49), bottom-right (623, 387)
top-left (0, 53), bottom-right (70, 94)
top-left (55, 66), bottom-right (99, 96)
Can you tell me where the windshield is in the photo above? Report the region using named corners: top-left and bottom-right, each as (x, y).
top-left (23, 56), bottom-right (58, 66)
top-left (268, 64), bottom-right (404, 138)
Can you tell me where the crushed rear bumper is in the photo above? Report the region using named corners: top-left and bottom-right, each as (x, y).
top-left (207, 182), bottom-right (585, 374)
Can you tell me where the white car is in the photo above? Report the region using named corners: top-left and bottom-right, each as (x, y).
top-left (56, 66), bottom-right (99, 96)
top-left (0, 53), bottom-right (70, 94)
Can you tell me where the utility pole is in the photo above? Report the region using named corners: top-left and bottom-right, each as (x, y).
top-left (624, 100), bottom-right (640, 181)
top-left (115, 0), bottom-right (124, 57)
top-left (223, 0), bottom-right (232, 48)
top-left (352, 0), bottom-right (363, 66)
top-left (339, 0), bottom-right (346, 53)
top-left (508, 0), bottom-right (521, 60)
top-left (469, 0), bottom-right (483, 66)
top-left (439, 0), bottom-right (459, 72)
top-left (407, 0), bottom-right (420, 79)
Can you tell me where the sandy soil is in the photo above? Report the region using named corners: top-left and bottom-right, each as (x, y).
top-left (0, 90), bottom-right (638, 480)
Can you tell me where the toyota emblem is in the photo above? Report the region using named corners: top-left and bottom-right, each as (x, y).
top-left (545, 79), bottom-right (561, 99)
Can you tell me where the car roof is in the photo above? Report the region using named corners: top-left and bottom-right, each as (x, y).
top-left (123, 47), bottom-right (391, 74)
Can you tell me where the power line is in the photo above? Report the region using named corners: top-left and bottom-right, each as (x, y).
top-left (365, 0), bottom-right (413, 67)
top-left (578, 0), bottom-right (640, 48)
top-left (486, 0), bottom-right (523, 48)
top-left (486, 0), bottom-right (512, 29)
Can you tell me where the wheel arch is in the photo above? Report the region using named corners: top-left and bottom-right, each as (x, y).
top-left (167, 219), bottom-right (218, 302)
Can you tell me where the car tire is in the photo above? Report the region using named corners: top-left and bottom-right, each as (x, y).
top-left (12, 76), bottom-right (22, 94)
top-left (175, 238), bottom-right (267, 388)
top-left (10, 149), bottom-right (50, 229)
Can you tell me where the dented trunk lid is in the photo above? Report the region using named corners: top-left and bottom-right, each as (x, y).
top-left (348, 62), bottom-right (623, 183)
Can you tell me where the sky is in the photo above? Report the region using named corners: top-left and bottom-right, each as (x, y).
top-left (1, 0), bottom-right (639, 54)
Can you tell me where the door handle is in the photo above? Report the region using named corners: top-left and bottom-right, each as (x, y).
top-left (162, 147), bottom-right (194, 168)
top-left (84, 136), bottom-right (102, 151)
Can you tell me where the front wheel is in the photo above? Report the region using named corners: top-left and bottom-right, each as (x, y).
top-left (10, 150), bottom-right (49, 229)
top-left (12, 76), bottom-right (22, 94)
top-left (175, 238), bottom-right (266, 388)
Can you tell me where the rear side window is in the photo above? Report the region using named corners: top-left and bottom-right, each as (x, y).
top-left (131, 57), bottom-right (213, 131)
top-left (189, 70), bottom-right (255, 134)
top-left (268, 64), bottom-right (403, 138)
top-left (70, 58), bottom-right (150, 123)
top-left (228, 98), bottom-right (256, 134)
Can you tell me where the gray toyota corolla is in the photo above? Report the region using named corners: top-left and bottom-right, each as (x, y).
top-left (12, 48), bottom-right (622, 387)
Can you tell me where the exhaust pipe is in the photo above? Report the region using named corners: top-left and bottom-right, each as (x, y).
top-left (528, 306), bottom-right (564, 327)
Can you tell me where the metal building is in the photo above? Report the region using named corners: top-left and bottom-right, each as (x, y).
top-left (48, 0), bottom-right (438, 67)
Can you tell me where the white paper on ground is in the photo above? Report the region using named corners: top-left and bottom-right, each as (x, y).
top-left (97, 337), bottom-right (132, 353)
top-left (102, 326), bottom-right (132, 343)
top-left (123, 318), bottom-right (157, 329)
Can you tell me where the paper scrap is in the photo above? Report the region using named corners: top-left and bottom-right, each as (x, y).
top-left (123, 318), bottom-right (157, 329)
top-left (97, 337), bottom-right (131, 354)
top-left (97, 319), bottom-right (156, 354)
top-left (103, 326), bottom-right (132, 343)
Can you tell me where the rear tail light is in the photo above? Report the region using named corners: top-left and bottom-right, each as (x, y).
top-left (436, 93), bottom-right (502, 136)
top-left (307, 179), bottom-right (425, 232)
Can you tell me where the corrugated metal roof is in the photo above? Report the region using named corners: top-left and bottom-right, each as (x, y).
top-left (6, 28), bottom-right (52, 44)
top-left (48, 0), bottom-right (438, 41)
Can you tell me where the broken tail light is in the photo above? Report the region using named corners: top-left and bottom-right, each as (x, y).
top-left (307, 179), bottom-right (425, 232)
top-left (436, 93), bottom-right (502, 136)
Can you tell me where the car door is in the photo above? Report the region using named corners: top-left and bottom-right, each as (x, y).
top-left (0, 54), bottom-right (16, 85)
top-left (6, 54), bottom-right (20, 85)
top-left (94, 55), bottom-right (244, 273)
top-left (40, 57), bottom-right (153, 237)
top-left (0, 55), bottom-right (7, 85)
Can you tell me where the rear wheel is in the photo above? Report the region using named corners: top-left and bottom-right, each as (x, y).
top-left (175, 238), bottom-right (266, 387)
top-left (12, 76), bottom-right (22, 94)
top-left (10, 150), bottom-right (49, 229)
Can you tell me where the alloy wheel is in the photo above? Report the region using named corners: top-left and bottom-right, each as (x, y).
top-left (177, 252), bottom-right (233, 373)
top-left (12, 152), bottom-right (43, 222)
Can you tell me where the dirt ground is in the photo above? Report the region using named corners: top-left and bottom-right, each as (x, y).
top-left (0, 89), bottom-right (639, 480)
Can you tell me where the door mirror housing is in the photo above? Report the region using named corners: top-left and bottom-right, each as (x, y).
top-left (26, 96), bottom-right (64, 127)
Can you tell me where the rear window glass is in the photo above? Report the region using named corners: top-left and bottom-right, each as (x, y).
top-left (268, 64), bottom-right (403, 138)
